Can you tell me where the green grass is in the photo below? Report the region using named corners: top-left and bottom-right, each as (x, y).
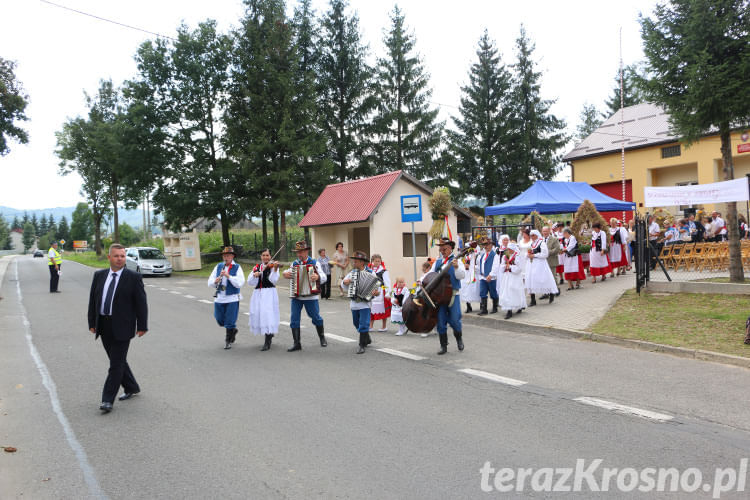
top-left (63, 251), bottom-right (110, 269)
top-left (691, 277), bottom-right (750, 283)
top-left (589, 289), bottom-right (750, 357)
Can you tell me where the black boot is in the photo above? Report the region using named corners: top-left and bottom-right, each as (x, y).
top-left (357, 332), bottom-right (366, 354)
top-left (529, 294), bottom-right (537, 307)
top-left (316, 324), bottom-right (327, 347)
top-left (549, 293), bottom-right (554, 304)
top-left (491, 298), bottom-right (498, 314)
top-left (366, 332), bottom-right (372, 345)
top-left (465, 302), bottom-right (473, 313)
top-left (437, 333), bottom-right (448, 355)
top-left (229, 328), bottom-right (238, 344)
top-left (261, 334), bottom-right (273, 351)
top-left (287, 328), bottom-right (302, 352)
top-left (478, 298), bottom-right (488, 316)
top-left (504, 310), bottom-right (512, 319)
top-left (453, 331), bottom-right (464, 351)
top-left (224, 329), bottom-right (232, 349)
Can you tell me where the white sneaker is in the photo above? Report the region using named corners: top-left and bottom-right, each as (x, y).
top-left (378, 328), bottom-right (388, 332)
top-left (395, 331), bottom-right (404, 336)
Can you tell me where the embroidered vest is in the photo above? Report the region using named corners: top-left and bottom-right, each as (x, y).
top-left (253, 264), bottom-right (276, 289)
top-left (435, 256), bottom-right (462, 290)
top-left (217, 262), bottom-right (240, 295)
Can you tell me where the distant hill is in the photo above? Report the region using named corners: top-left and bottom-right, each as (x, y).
top-left (0, 206), bottom-right (153, 230)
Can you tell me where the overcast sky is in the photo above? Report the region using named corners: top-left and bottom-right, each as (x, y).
top-left (0, 0), bottom-right (658, 210)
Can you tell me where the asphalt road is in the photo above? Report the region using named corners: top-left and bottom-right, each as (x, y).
top-left (2, 255), bottom-right (750, 499)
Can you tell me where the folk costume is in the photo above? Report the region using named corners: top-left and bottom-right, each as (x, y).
top-left (285, 241), bottom-right (327, 352)
top-left (390, 284), bottom-right (410, 336)
top-left (589, 229), bottom-right (611, 279)
top-left (459, 247), bottom-right (481, 313)
top-left (341, 251), bottom-right (377, 353)
top-left (476, 237), bottom-right (500, 315)
top-left (247, 262), bottom-right (280, 351)
top-left (207, 247), bottom-right (245, 349)
top-left (368, 261), bottom-right (392, 327)
top-left (608, 224), bottom-right (629, 273)
top-left (429, 238), bottom-right (466, 355)
top-left (555, 228), bottom-right (566, 284)
top-left (562, 235), bottom-right (586, 285)
top-left (525, 231), bottom-right (558, 306)
top-left (499, 243), bottom-right (527, 319)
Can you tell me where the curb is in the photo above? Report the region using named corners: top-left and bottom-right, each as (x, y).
top-left (462, 311), bottom-right (750, 370)
top-left (0, 255), bottom-right (16, 293)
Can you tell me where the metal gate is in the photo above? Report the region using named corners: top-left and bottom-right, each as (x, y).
top-left (634, 212), bottom-right (670, 294)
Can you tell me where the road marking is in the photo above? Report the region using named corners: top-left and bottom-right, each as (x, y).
top-left (326, 333), bottom-right (357, 343)
top-left (243, 312), bottom-right (250, 316)
top-left (573, 397), bottom-right (673, 422)
top-left (14, 262), bottom-right (107, 499)
top-left (170, 291), bottom-right (181, 295)
top-left (198, 299), bottom-right (213, 304)
top-left (183, 295), bottom-right (196, 299)
top-left (375, 348), bottom-right (426, 361)
top-left (279, 321), bottom-right (305, 328)
top-left (457, 368), bottom-right (527, 387)
top-left (145, 284), bottom-right (155, 287)
top-left (159, 287), bottom-right (168, 291)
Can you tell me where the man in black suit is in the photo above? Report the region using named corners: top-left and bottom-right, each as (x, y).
top-left (87, 243), bottom-right (148, 413)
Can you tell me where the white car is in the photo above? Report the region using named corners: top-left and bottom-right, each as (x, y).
top-left (125, 247), bottom-right (172, 277)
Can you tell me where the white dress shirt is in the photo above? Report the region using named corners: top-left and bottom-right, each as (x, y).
top-left (101, 268), bottom-right (123, 315)
top-left (207, 261), bottom-right (245, 303)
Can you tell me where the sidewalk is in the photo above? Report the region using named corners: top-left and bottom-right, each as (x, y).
top-left (464, 271), bottom-right (634, 331)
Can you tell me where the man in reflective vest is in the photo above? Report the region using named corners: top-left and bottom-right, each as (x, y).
top-left (48, 241), bottom-right (62, 293)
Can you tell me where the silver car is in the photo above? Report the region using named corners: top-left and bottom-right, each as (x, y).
top-left (125, 247), bottom-right (172, 277)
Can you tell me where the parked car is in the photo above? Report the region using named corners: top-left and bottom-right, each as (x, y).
top-left (125, 247), bottom-right (172, 277)
top-left (33, 249), bottom-right (44, 258)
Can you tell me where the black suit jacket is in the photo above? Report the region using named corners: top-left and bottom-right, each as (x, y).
top-left (88, 268), bottom-right (148, 341)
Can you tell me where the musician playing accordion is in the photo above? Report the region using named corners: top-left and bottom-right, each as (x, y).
top-left (341, 251), bottom-right (380, 354)
top-left (282, 240), bottom-right (328, 352)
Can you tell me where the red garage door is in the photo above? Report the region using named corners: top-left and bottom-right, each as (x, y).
top-left (591, 180), bottom-right (633, 223)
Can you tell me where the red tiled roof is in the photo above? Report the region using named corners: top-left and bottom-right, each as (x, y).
top-left (300, 171), bottom-right (403, 227)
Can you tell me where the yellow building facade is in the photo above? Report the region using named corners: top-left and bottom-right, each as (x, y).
top-left (565, 103), bottom-right (750, 218)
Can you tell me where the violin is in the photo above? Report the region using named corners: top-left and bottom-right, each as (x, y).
top-left (402, 241), bottom-right (478, 334)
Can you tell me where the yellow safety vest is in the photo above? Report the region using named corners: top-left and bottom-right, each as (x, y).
top-left (48, 247), bottom-right (62, 266)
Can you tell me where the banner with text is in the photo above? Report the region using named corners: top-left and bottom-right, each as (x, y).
top-left (644, 178), bottom-right (750, 207)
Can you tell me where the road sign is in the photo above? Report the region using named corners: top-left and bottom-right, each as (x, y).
top-left (73, 240), bottom-right (88, 249)
top-left (401, 195), bottom-right (422, 223)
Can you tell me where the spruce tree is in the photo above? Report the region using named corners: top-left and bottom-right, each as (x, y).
top-left (57, 216), bottom-right (71, 248)
top-left (511, 26), bottom-right (568, 195)
top-left (370, 5), bottom-right (443, 182)
top-left (446, 31), bottom-right (514, 206)
top-left (11, 216), bottom-right (21, 230)
top-left (30, 213), bottom-right (39, 234)
top-left (576, 103), bottom-right (603, 141)
top-left (39, 213), bottom-right (48, 235)
top-left (318, 0), bottom-right (375, 182)
top-left (602, 65), bottom-right (644, 118)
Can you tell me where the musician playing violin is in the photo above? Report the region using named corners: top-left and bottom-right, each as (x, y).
top-left (282, 240), bottom-right (327, 352)
top-left (248, 249), bottom-right (280, 351)
top-left (429, 238), bottom-right (466, 355)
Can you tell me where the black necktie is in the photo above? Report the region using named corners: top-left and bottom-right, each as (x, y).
top-left (103, 273), bottom-right (117, 316)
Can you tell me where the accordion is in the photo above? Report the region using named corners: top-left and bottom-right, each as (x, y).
top-left (289, 264), bottom-right (320, 298)
top-left (347, 269), bottom-right (381, 302)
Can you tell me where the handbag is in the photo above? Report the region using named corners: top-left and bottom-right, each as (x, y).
top-left (565, 243), bottom-right (579, 257)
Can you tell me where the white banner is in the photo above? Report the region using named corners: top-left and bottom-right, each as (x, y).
top-left (644, 178), bottom-right (750, 207)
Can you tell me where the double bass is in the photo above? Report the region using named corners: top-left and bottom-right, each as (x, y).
top-left (402, 242), bottom-right (478, 333)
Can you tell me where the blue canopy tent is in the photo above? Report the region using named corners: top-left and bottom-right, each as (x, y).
top-left (485, 180), bottom-right (635, 215)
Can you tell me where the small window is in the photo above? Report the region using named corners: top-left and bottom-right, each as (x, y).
top-left (661, 145), bottom-right (681, 158)
top-left (402, 233), bottom-right (428, 257)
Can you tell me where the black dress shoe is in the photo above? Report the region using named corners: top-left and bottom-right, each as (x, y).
top-left (118, 391), bottom-right (140, 401)
top-left (99, 402), bottom-right (113, 413)
top-left (356, 346), bottom-right (365, 354)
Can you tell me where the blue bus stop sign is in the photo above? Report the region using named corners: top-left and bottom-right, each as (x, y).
top-left (401, 195), bottom-right (422, 223)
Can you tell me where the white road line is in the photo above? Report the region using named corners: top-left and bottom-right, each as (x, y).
top-left (279, 321), bottom-right (305, 328)
top-left (183, 295), bottom-right (196, 299)
top-left (325, 333), bottom-right (357, 343)
top-left (573, 397), bottom-right (673, 422)
top-left (159, 287), bottom-right (168, 291)
top-left (14, 262), bottom-right (107, 499)
top-left (375, 348), bottom-right (426, 361)
top-left (198, 299), bottom-right (213, 304)
top-left (458, 368), bottom-right (527, 387)
top-left (169, 291), bottom-right (182, 295)
top-left (243, 312), bottom-right (250, 316)
top-left (145, 284), bottom-right (155, 287)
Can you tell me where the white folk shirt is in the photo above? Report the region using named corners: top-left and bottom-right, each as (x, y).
top-left (430, 255), bottom-right (466, 280)
top-left (648, 222), bottom-right (660, 240)
top-left (100, 268), bottom-right (123, 315)
top-left (341, 268), bottom-right (375, 310)
top-left (285, 259), bottom-right (327, 301)
top-left (476, 248), bottom-right (499, 280)
top-left (714, 217), bottom-right (727, 236)
top-left (207, 261), bottom-right (245, 303)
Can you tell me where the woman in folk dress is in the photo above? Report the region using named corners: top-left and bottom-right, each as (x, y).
top-left (562, 228), bottom-right (586, 290)
top-left (589, 223), bottom-right (611, 283)
top-left (368, 254), bottom-right (392, 332)
top-left (499, 243), bottom-right (527, 319)
top-left (525, 230), bottom-right (559, 306)
top-left (247, 249), bottom-right (280, 351)
top-left (460, 245), bottom-right (481, 313)
top-left (608, 218), bottom-right (629, 276)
